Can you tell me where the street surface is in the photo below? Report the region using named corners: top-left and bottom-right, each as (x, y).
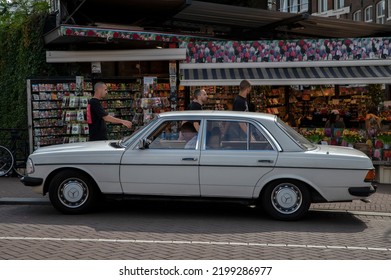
top-left (0, 200), bottom-right (390, 259)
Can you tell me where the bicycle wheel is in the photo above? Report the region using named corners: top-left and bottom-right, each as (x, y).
top-left (0, 145), bottom-right (14, 177)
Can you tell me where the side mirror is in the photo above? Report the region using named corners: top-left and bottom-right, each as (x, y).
top-left (138, 138), bottom-right (150, 150)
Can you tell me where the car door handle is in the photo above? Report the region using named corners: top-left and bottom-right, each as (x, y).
top-left (258, 159), bottom-right (274, 163)
top-left (182, 157), bottom-right (198, 161)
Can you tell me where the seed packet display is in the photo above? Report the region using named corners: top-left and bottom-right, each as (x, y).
top-left (69, 96), bottom-right (78, 108)
top-left (64, 111), bottom-right (72, 122)
top-left (62, 96), bottom-right (68, 108)
top-left (32, 84), bottom-right (39, 92)
top-left (82, 124), bottom-right (89, 135)
top-left (80, 96), bottom-right (88, 107)
top-left (66, 123), bottom-right (72, 134)
top-left (72, 124), bottom-right (81, 135)
top-left (77, 110), bottom-right (85, 122)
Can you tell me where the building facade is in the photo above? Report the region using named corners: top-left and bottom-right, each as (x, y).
top-left (277, 1), bottom-right (391, 25)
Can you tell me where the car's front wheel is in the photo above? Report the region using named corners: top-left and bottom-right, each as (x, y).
top-left (49, 170), bottom-right (98, 214)
top-left (260, 180), bottom-right (311, 221)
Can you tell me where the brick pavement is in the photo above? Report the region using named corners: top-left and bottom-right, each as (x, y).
top-left (0, 176), bottom-right (390, 213)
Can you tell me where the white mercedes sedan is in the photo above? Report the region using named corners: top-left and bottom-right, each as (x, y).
top-left (21, 111), bottom-right (376, 220)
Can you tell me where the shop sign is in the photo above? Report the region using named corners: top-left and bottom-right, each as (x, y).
top-left (91, 62), bottom-right (102, 73)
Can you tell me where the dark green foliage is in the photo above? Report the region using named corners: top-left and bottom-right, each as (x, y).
top-left (0, 0), bottom-right (54, 139)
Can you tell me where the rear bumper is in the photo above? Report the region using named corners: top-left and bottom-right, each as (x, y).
top-left (348, 184), bottom-right (377, 197)
top-left (20, 176), bottom-right (43, 187)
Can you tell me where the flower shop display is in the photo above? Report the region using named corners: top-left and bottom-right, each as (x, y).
top-left (342, 129), bottom-right (363, 146)
top-left (301, 129), bottom-right (325, 144)
top-left (376, 131), bottom-right (391, 149)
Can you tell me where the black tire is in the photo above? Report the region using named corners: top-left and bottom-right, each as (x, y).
top-left (260, 180), bottom-right (311, 221)
top-left (49, 170), bottom-right (98, 214)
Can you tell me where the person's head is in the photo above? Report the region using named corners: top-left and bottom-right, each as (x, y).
top-left (239, 79), bottom-right (251, 97)
top-left (180, 122), bottom-right (197, 141)
top-left (206, 127), bottom-right (221, 149)
top-left (94, 82), bottom-right (108, 99)
top-left (193, 88), bottom-right (208, 105)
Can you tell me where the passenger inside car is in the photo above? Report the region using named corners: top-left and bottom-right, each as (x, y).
top-left (180, 122), bottom-right (198, 149)
top-left (206, 127), bottom-right (221, 149)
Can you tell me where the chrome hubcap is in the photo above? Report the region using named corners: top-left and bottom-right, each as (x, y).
top-left (271, 183), bottom-right (302, 214)
top-left (59, 179), bottom-right (88, 208)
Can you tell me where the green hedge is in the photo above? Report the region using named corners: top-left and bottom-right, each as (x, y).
top-left (0, 1), bottom-right (55, 142)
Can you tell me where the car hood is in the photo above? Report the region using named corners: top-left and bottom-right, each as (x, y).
top-left (30, 141), bottom-right (125, 164)
top-left (33, 141), bottom-right (119, 154)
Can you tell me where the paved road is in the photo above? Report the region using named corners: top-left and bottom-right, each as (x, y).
top-left (0, 177), bottom-right (391, 259)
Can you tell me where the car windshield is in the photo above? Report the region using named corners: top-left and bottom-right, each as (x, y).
top-left (276, 119), bottom-right (316, 150)
top-left (119, 118), bottom-right (160, 147)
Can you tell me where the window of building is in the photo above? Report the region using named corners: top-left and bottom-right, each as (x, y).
top-left (365, 6), bottom-right (373, 22)
top-left (388, 0), bottom-right (391, 20)
top-left (376, 1), bottom-right (385, 23)
top-left (280, 0), bottom-right (288, 12)
top-left (335, 0), bottom-right (344, 10)
top-left (290, 0), bottom-right (298, 13)
top-left (319, 0), bottom-right (327, 13)
top-left (353, 10), bottom-right (362, 21)
top-left (280, 0), bottom-right (308, 13)
top-left (300, 0), bottom-right (309, 12)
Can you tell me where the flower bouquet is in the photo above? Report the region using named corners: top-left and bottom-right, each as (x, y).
top-left (302, 129), bottom-right (324, 144)
top-left (342, 129), bottom-right (363, 145)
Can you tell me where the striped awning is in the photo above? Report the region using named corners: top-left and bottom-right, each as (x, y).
top-left (179, 61), bottom-right (391, 86)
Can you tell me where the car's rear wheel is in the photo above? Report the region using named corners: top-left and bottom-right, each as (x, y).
top-left (49, 170), bottom-right (98, 214)
top-left (260, 180), bottom-right (311, 221)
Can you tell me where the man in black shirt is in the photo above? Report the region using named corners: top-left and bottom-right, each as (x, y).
top-left (187, 88), bottom-right (208, 110)
top-left (233, 79), bottom-right (251, 112)
top-left (186, 88), bottom-right (207, 131)
top-left (228, 80), bottom-right (252, 140)
top-left (88, 82), bottom-right (132, 141)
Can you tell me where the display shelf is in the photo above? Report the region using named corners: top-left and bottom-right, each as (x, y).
top-left (28, 79), bottom-right (148, 150)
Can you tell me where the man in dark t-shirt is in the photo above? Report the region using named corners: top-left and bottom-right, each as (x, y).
top-left (89, 97), bottom-right (109, 141)
top-left (88, 82), bottom-right (132, 141)
top-left (226, 80), bottom-right (252, 140)
top-left (233, 79), bottom-right (251, 112)
top-left (186, 88), bottom-right (207, 131)
top-left (187, 88), bottom-right (207, 110)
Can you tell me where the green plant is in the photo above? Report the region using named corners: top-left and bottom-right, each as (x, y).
top-left (302, 129), bottom-right (324, 143)
top-left (342, 129), bottom-right (363, 144)
top-left (377, 131), bottom-right (391, 145)
top-left (0, 0), bottom-right (53, 137)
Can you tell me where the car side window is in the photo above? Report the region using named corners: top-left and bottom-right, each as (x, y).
top-left (208, 120), bottom-right (273, 151)
top-left (205, 122), bottom-right (223, 150)
top-left (147, 120), bottom-right (200, 149)
top-left (249, 123), bottom-right (274, 151)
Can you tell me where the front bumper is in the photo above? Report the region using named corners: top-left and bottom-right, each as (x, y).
top-left (348, 184), bottom-right (377, 197)
top-left (20, 176), bottom-right (43, 187)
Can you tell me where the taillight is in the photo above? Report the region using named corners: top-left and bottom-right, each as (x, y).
top-left (364, 169), bottom-right (376, 182)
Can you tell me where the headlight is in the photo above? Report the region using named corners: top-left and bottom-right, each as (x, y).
top-left (26, 158), bottom-right (34, 174)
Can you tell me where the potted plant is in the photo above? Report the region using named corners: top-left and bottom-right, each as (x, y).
top-left (377, 131), bottom-right (391, 149)
top-left (342, 129), bottom-right (363, 147)
top-left (302, 129), bottom-right (324, 144)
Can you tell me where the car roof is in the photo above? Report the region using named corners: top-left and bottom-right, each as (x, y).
top-left (158, 110), bottom-right (277, 122)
